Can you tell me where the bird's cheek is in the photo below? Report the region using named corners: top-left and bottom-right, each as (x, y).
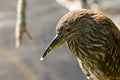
top-left (65, 33), bottom-right (74, 40)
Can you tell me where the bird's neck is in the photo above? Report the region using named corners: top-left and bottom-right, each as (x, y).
top-left (66, 28), bottom-right (120, 79)
top-left (66, 31), bottom-right (107, 62)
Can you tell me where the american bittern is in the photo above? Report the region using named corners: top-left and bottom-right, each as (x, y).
top-left (41, 9), bottom-right (120, 80)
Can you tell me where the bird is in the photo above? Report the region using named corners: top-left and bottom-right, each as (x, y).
top-left (40, 9), bottom-right (120, 80)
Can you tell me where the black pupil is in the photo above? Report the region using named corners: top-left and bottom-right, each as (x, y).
top-left (66, 29), bottom-right (71, 32)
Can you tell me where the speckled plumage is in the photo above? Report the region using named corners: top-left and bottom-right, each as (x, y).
top-left (41, 9), bottom-right (120, 80)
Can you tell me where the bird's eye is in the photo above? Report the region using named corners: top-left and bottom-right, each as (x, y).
top-left (66, 28), bottom-right (72, 32)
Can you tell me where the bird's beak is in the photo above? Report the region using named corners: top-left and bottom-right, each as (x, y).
top-left (40, 34), bottom-right (65, 60)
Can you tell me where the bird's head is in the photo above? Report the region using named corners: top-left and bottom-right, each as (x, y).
top-left (40, 9), bottom-right (102, 60)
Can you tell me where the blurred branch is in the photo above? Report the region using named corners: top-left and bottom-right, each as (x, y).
top-left (56, 0), bottom-right (91, 11)
top-left (15, 0), bottom-right (32, 48)
top-left (56, 0), bottom-right (100, 11)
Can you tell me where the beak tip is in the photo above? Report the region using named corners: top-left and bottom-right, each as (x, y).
top-left (40, 57), bottom-right (44, 61)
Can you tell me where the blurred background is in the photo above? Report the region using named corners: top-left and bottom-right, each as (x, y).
top-left (0, 0), bottom-right (120, 80)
